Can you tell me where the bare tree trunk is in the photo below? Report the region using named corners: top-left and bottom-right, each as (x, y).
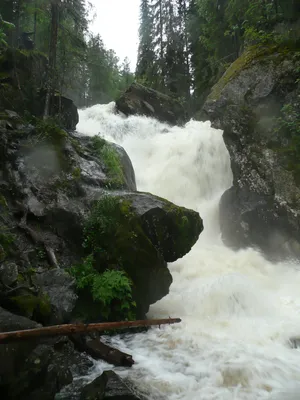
top-left (0, 318), bottom-right (181, 344)
top-left (33, 3), bottom-right (37, 45)
top-left (183, 0), bottom-right (191, 101)
top-left (15, 0), bottom-right (21, 48)
top-left (159, 0), bottom-right (165, 89)
top-left (44, 0), bottom-right (59, 119)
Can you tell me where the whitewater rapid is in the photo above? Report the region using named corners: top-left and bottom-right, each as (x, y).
top-left (77, 103), bottom-right (300, 400)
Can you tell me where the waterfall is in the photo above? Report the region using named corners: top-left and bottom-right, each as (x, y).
top-left (77, 103), bottom-right (300, 400)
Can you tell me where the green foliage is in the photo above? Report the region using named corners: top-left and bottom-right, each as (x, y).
top-left (71, 259), bottom-right (136, 321)
top-left (70, 197), bottom-right (137, 321)
top-left (10, 293), bottom-right (51, 320)
top-left (0, 1), bottom-right (133, 109)
top-left (35, 116), bottom-right (67, 140)
top-left (0, 226), bottom-right (15, 261)
top-left (136, 0), bottom-right (190, 98)
top-left (0, 14), bottom-right (14, 48)
top-left (83, 196), bottom-right (125, 255)
top-left (91, 135), bottom-right (125, 188)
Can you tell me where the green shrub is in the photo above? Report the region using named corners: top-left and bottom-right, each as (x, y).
top-left (70, 254), bottom-right (136, 321)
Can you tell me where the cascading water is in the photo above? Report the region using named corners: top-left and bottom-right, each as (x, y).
top-left (77, 103), bottom-right (300, 400)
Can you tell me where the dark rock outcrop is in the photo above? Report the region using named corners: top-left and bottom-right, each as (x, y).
top-left (203, 45), bottom-right (300, 260)
top-left (0, 124), bottom-right (202, 318)
top-left (0, 306), bottom-right (41, 389)
top-left (32, 269), bottom-right (78, 324)
top-left (80, 371), bottom-right (141, 400)
top-left (115, 82), bottom-right (188, 126)
top-left (0, 115), bottom-right (203, 398)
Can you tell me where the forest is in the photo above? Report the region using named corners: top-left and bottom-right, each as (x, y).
top-left (0, 0), bottom-right (300, 111)
top-left (136, 0), bottom-right (300, 110)
top-left (0, 0), bottom-right (134, 109)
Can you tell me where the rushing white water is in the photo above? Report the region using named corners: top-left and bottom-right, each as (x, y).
top-left (77, 103), bottom-right (300, 400)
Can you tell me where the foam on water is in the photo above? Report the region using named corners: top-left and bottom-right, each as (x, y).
top-left (77, 103), bottom-right (300, 400)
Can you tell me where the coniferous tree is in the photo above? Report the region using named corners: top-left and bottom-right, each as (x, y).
top-left (136, 0), bottom-right (156, 86)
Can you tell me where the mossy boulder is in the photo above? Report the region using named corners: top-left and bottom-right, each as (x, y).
top-left (116, 82), bottom-right (188, 126)
top-left (80, 193), bottom-right (202, 317)
top-left (203, 44), bottom-right (300, 260)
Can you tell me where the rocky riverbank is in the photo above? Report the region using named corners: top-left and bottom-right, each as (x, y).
top-left (203, 43), bottom-right (300, 261)
top-left (0, 63), bottom-right (203, 398)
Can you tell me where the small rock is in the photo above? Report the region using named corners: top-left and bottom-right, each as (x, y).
top-left (0, 262), bottom-right (18, 286)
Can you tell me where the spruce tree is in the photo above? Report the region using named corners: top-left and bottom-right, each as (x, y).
top-left (136, 0), bottom-right (156, 86)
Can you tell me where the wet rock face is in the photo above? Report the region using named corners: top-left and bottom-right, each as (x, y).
top-left (0, 113), bottom-right (203, 398)
top-left (80, 371), bottom-right (141, 400)
top-left (203, 45), bottom-right (300, 261)
top-left (32, 269), bottom-right (78, 324)
top-left (115, 82), bottom-right (188, 126)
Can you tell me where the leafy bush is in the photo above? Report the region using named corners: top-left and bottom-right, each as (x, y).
top-left (70, 254), bottom-right (136, 321)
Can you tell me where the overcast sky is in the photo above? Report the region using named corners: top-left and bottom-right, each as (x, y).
top-left (89, 0), bottom-right (140, 71)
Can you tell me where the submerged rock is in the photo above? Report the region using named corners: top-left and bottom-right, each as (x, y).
top-left (115, 82), bottom-right (188, 126)
top-left (80, 371), bottom-right (141, 400)
top-left (203, 44), bottom-right (300, 261)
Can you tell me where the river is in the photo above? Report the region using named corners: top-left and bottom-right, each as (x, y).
top-left (77, 103), bottom-right (300, 400)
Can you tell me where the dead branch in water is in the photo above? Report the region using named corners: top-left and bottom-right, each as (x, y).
top-left (0, 318), bottom-right (181, 344)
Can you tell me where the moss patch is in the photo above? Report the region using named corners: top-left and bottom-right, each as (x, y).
top-left (91, 136), bottom-right (125, 188)
top-left (10, 293), bottom-right (51, 321)
top-left (83, 195), bottom-right (159, 273)
top-left (71, 195), bottom-right (164, 321)
top-left (208, 44), bottom-right (297, 101)
top-left (0, 226), bottom-right (15, 261)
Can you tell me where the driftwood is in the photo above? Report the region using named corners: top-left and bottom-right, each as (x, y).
top-left (71, 334), bottom-right (134, 367)
top-left (0, 318), bottom-right (181, 344)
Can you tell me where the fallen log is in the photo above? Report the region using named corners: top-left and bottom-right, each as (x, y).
top-left (71, 334), bottom-right (134, 367)
top-left (0, 318), bottom-right (181, 344)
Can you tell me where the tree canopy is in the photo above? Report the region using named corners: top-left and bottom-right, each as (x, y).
top-left (136, 0), bottom-right (300, 109)
top-left (0, 0), bottom-right (134, 108)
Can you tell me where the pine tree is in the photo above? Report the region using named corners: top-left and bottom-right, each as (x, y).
top-left (136, 0), bottom-right (156, 86)
top-left (151, 0), bottom-right (167, 89)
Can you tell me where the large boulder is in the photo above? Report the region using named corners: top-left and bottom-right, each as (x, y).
top-left (0, 118), bottom-right (202, 319)
top-left (84, 192), bottom-right (202, 316)
top-left (115, 82), bottom-right (188, 126)
top-left (203, 44), bottom-right (300, 261)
